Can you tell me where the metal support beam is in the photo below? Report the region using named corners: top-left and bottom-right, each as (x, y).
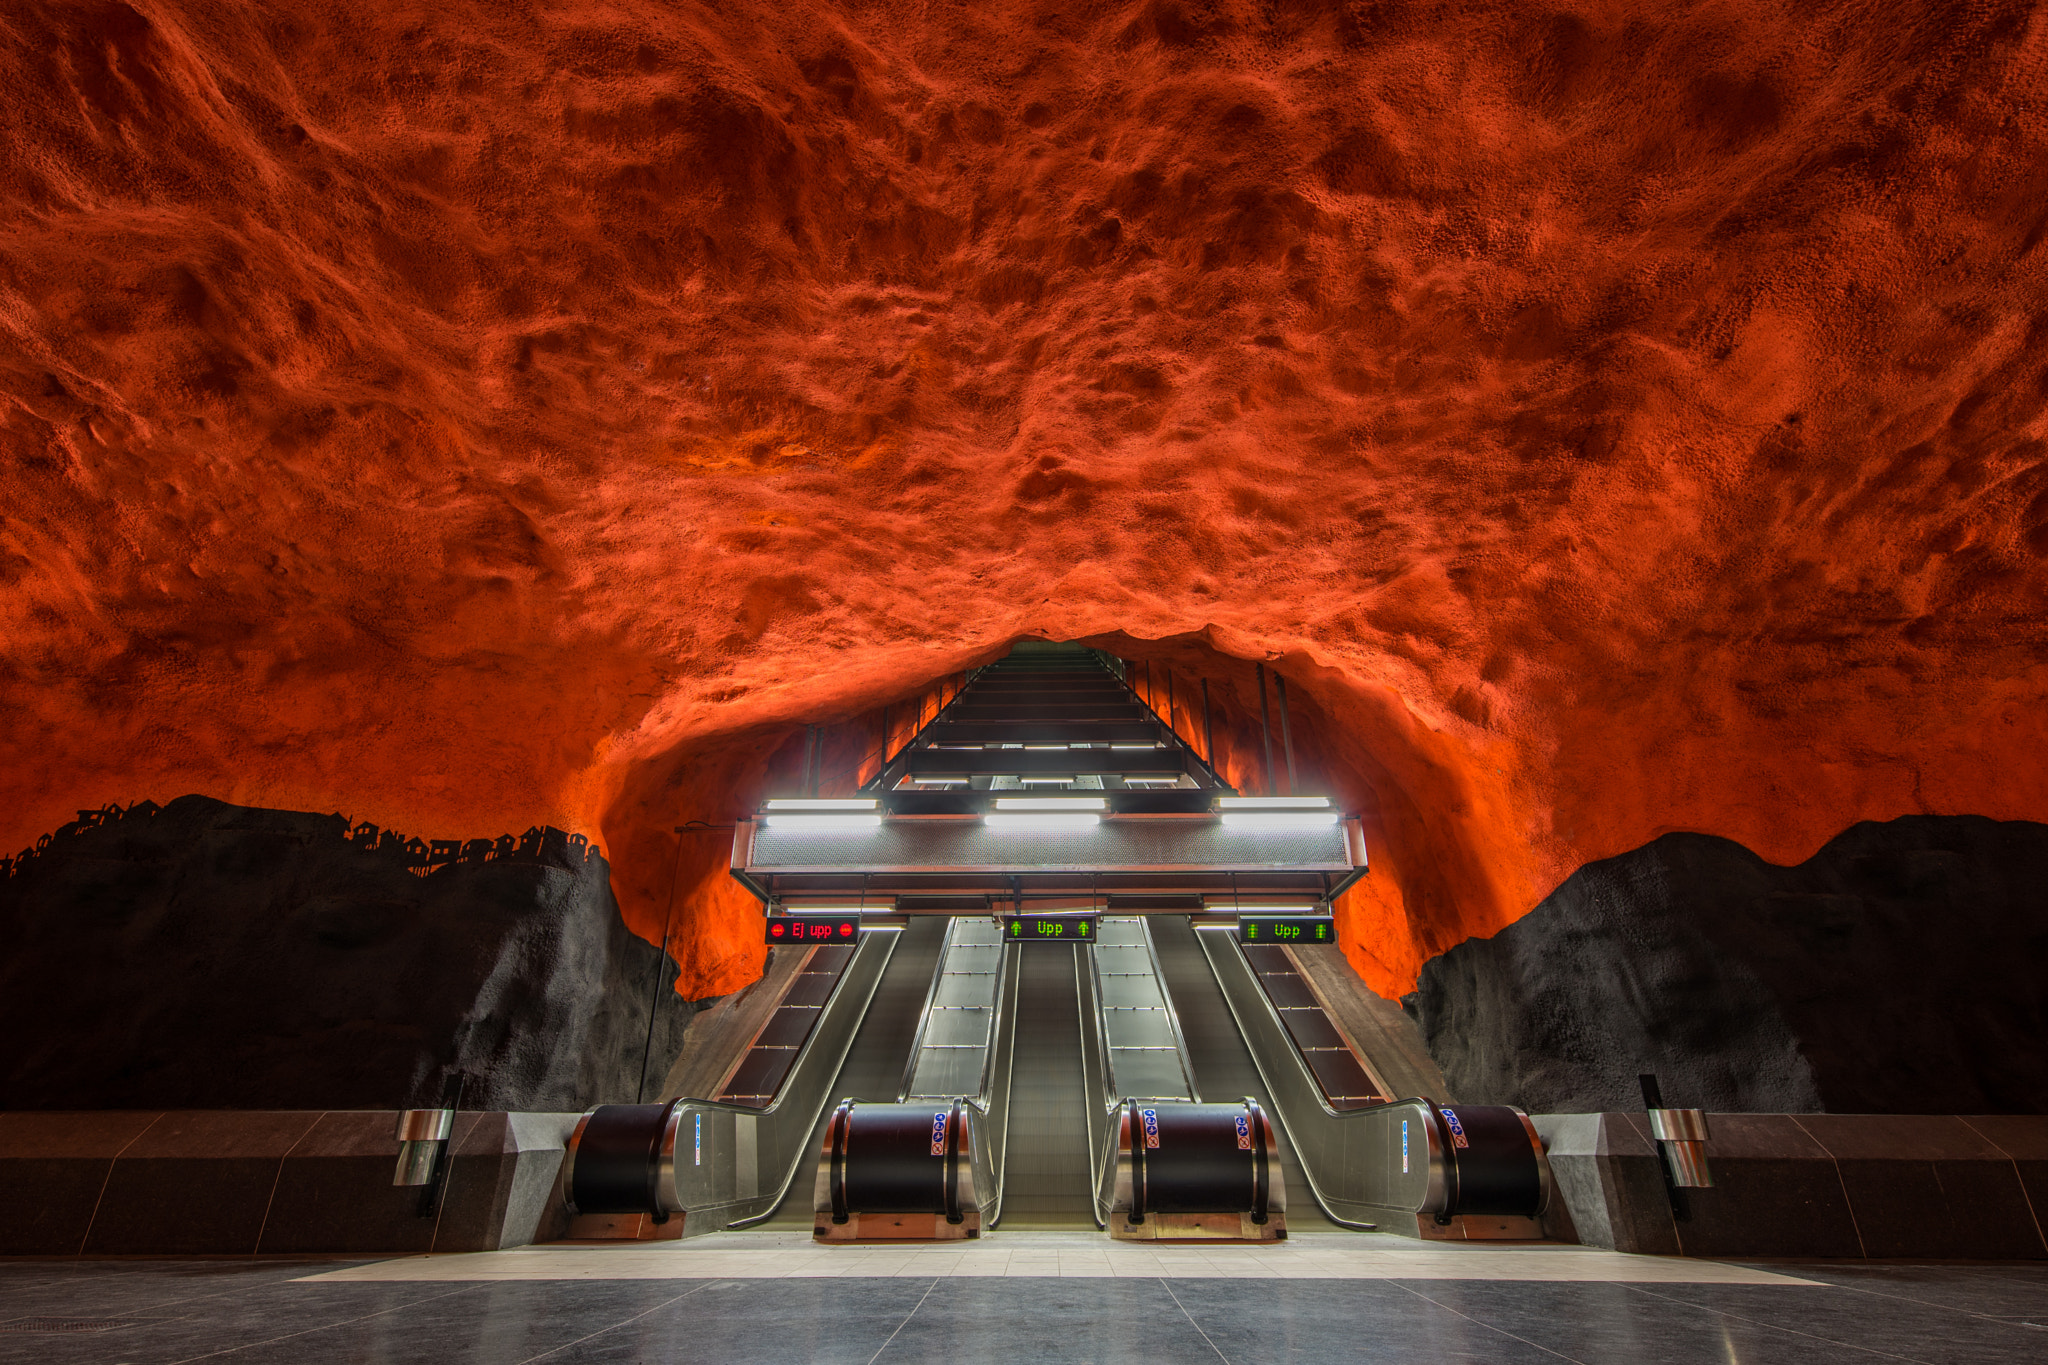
top-left (1276, 674), bottom-right (1297, 797)
top-left (1202, 678), bottom-right (1215, 770)
top-left (1256, 664), bottom-right (1277, 797)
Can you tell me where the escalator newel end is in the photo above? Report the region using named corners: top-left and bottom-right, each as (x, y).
top-left (1108, 1099), bottom-right (1287, 1243)
top-left (812, 1099), bottom-right (989, 1243)
top-left (560, 1101), bottom-right (689, 1242)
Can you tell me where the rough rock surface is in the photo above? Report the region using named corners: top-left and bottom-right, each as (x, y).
top-left (1408, 816), bottom-right (2048, 1115)
top-left (4, 3), bottom-right (2048, 999)
top-left (0, 795), bottom-right (694, 1110)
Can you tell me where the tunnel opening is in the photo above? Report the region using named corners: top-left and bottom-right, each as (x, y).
top-left (593, 639), bottom-right (1543, 1246)
top-left (602, 632), bottom-right (1541, 1005)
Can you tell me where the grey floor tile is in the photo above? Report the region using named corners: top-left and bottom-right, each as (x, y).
top-left (535, 1278), bottom-right (935, 1365)
top-left (1394, 1280), bottom-right (1937, 1365)
top-left (158, 1281), bottom-right (724, 1365)
top-left (0, 1281), bottom-right (487, 1365)
top-left (0, 1259), bottom-right (2044, 1365)
top-left (1608, 1281), bottom-right (2048, 1365)
top-left (1171, 1279), bottom-right (1589, 1365)
top-left (879, 1278), bottom-right (1221, 1364)
top-left (1756, 1262), bottom-right (2048, 1322)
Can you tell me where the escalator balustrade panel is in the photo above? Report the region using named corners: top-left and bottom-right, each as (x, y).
top-left (1106, 1098), bottom-right (1286, 1242)
top-left (812, 1098), bottom-right (992, 1241)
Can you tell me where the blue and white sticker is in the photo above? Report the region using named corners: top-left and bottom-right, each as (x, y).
top-left (1401, 1118), bottom-right (1410, 1174)
top-left (1235, 1114), bottom-right (1252, 1150)
top-left (693, 1112), bottom-right (702, 1167)
top-left (1440, 1108), bottom-right (1469, 1149)
top-left (1141, 1107), bottom-right (1160, 1149)
top-left (930, 1110), bottom-right (950, 1156)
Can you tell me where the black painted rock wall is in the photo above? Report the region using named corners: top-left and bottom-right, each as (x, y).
top-left (1408, 816), bottom-right (2048, 1115)
top-left (0, 796), bottom-right (695, 1111)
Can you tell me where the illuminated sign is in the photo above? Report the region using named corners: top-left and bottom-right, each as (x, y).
top-left (1236, 914), bottom-right (1335, 945)
top-left (765, 913), bottom-right (860, 944)
top-left (1003, 914), bottom-right (1098, 941)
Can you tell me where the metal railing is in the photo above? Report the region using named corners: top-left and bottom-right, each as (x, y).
top-left (897, 917), bottom-right (1021, 1227)
top-left (660, 926), bottom-right (902, 1230)
top-left (1074, 918), bottom-right (1212, 1227)
top-left (1075, 938), bottom-right (1118, 1228)
top-left (1090, 649), bottom-right (1239, 792)
top-left (1195, 925), bottom-right (1451, 1230)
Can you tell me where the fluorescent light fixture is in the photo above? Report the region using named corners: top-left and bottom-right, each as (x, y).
top-left (764, 799), bottom-right (879, 812)
top-left (764, 813), bottom-right (884, 829)
top-left (1206, 902), bottom-right (1326, 913)
top-left (1019, 778), bottom-right (1073, 786)
top-left (1023, 743), bottom-right (1069, 751)
top-left (1217, 796), bottom-right (1331, 809)
top-left (994, 797), bottom-right (1107, 811)
top-left (984, 812), bottom-right (1101, 830)
top-left (1221, 811), bottom-right (1340, 829)
top-left (782, 902), bottom-right (889, 913)
top-left (1112, 743), bottom-right (1159, 751)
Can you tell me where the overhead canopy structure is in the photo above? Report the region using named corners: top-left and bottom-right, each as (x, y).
top-left (731, 645), bottom-right (1366, 908)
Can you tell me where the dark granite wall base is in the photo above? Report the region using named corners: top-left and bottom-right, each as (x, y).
top-left (1535, 1112), bottom-right (2048, 1260)
top-left (0, 796), bottom-right (696, 1111)
top-left (1409, 816), bottom-right (2048, 1115)
top-left (0, 1110), bottom-right (577, 1256)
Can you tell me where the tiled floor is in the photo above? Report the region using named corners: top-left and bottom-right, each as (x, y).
top-left (305, 1230), bottom-right (1816, 1283)
top-left (0, 1234), bottom-right (2041, 1364)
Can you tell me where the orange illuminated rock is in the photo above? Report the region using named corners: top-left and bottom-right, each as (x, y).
top-left (3, 2), bottom-right (2045, 1000)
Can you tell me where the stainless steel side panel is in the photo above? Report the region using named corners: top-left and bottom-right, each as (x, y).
top-left (660, 926), bottom-right (902, 1231)
top-left (1195, 926), bottom-right (1452, 1228)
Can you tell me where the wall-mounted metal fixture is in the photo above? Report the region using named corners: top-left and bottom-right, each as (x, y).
top-left (394, 1071), bottom-right (464, 1216)
top-left (393, 1108), bottom-right (452, 1187)
top-left (1649, 1107), bottom-right (1714, 1188)
top-left (1639, 1073), bottom-right (1711, 1223)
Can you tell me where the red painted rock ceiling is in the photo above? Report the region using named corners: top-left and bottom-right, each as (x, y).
top-left (4, 1), bottom-right (2047, 999)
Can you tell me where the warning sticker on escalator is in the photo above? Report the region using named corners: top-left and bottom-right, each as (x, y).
top-left (1440, 1108), bottom-right (1470, 1149)
top-left (930, 1110), bottom-right (950, 1156)
top-left (1235, 1114), bottom-right (1252, 1150)
top-left (1141, 1108), bottom-right (1160, 1149)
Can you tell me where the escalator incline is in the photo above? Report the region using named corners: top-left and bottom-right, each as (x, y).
top-left (1145, 915), bottom-right (1340, 1231)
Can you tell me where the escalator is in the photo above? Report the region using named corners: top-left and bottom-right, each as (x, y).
top-left (754, 915), bottom-right (950, 1230)
top-left (1193, 922), bottom-right (1552, 1238)
top-left (990, 943), bottom-right (1094, 1227)
top-left (1146, 915), bottom-right (1340, 1231)
top-left (560, 641), bottom-right (1551, 1244)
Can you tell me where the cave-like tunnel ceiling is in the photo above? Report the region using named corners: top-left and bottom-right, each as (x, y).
top-left (4, 1), bottom-right (2045, 1000)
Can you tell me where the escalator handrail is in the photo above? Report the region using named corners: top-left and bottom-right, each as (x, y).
top-left (1088, 917), bottom-right (1200, 1104)
top-left (1135, 917), bottom-right (1203, 1102)
top-left (974, 940), bottom-right (1022, 1226)
top-left (897, 916), bottom-right (964, 1100)
top-left (677, 925), bottom-right (901, 1228)
top-left (1074, 941), bottom-right (1116, 1228)
top-left (1195, 925), bottom-right (1448, 1228)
